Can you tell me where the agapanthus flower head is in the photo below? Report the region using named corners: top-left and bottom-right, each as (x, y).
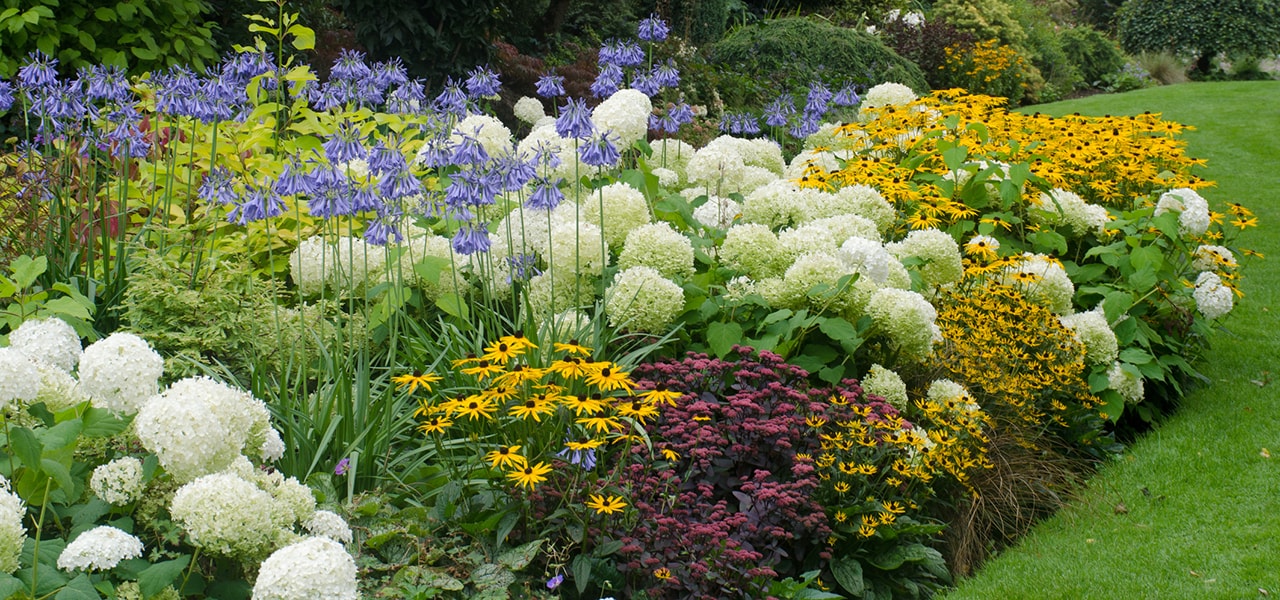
top-left (652, 59), bottom-right (680, 88)
top-left (556, 97), bottom-right (595, 139)
top-left (0, 81), bottom-right (13, 113)
top-left (84, 64), bottom-right (132, 104)
top-left (526, 177), bottom-right (565, 211)
top-left (591, 63), bottom-right (624, 98)
top-left (638, 14), bottom-right (670, 42)
top-left (465, 65), bottom-right (502, 98)
top-left (632, 72), bottom-right (661, 96)
top-left (330, 49), bottom-right (372, 83)
top-left (323, 121), bottom-right (367, 165)
top-left (228, 185), bottom-right (286, 225)
top-left (372, 57), bottom-right (409, 90)
top-left (433, 77), bottom-right (469, 116)
top-left (536, 72), bottom-right (566, 98)
top-left (17, 51), bottom-right (58, 89)
top-left (578, 131), bottom-right (621, 168)
top-left (452, 223), bottom-right (491, 255)
top-left (386, 79), bottom-right (426, 114)
top-left (448, 131), bottom-right (490, 166)
top-left (252, 537), bottom-right (359, 600)
top-left (363, 216), bottom-right (403, 246)
top-left (762, 96), bottom-right (794, 129)
top-left (556, 445), bottom-right (598, 470)
top-left (57, 526), bottom-right (143, 572)
top-left (833, 82), bottom-right (860, 106)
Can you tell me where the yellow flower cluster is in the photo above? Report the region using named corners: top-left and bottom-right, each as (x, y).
top-left (398, 333), bottom-right (672, 503)
top-left (932, 283), bottom-right (1100, 436)
top-left (806, 393), bottom-right (989, 540)
top-left (944, 39), bottom-right (1026, 85)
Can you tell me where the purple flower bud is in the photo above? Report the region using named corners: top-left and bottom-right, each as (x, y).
top-left (335, 458), bottom-right (351, 475)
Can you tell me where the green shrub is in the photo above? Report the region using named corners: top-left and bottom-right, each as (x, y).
top-left (1060, 24), bottom-right (1125, 85)
top-left (930, 0), bottom-right (1027, 50)
top-left (1009, 0), bottom-right (1081, 100)
top-left (1116, 0), bottom-right (1280, 74)
top-left (0, 0), bottom-right (218, 78)
top-left (707, 16), bottom-right (928, 108)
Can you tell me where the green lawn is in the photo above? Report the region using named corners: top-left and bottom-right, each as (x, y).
top-left (944, 81), bottom-right (1280, 599)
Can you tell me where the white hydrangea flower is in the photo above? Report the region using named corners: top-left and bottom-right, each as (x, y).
top-left (862, 364), bottom-right (908, 409)
top-left (686, 145), bottom-right (746, 193)
top-left (1058, 308), bottom-right (1119, 365)
top-left (0, 348), bottom-right (40, 411)
top-left (861, 82), bottom-right (918, 110)
top-left (252, 537), bottom-right (358, 600)
top-left (604, 266), bottom-right (685, 333)
top-left (837, 236), bottom-right (894, 286)
top-left (703, 135), bottom-right (785, 174)
top-left (451, 114), bottom-right (513, 159)
top-left (579, 182), bottom-right (653, 248)
top-left (1191, 244), bottom-right (1236, 272)
top-left (7, 317), bottom-right (81, 373)
top-left (650, 139), bottom-right (696, 181)
top-left (809, 214), bottom-right (880, 245)
top-left (833, 185), bottom-right (896, 234)
top-left (289, 236), bottom-right (336, 297)
top-left (261, 428), bottom-right (285, 463)
top-left (265, 474), bottom-right (317, 526)
top-left (0, 475), bottom-right (25, 574)
top-left (723, 276), bottom-right (757, 303)
top-left (170, 473), bottom-right (288, 558)
top-left (1107, 361), bottom-right (1144, 404)
top-left (784, 149), bottom-right (841, 180)
top-left (57, 526), bottom-right (143, 572)
top-left (867, 288), bottom-right (940, 361)
top-left (1003, 254), bottom-right (1076, 315)
top-left (135, 376), bottom-right (268, 482)
top-left (1193, 271), bottom-right (1233, 319)
top-left (652, 167), bottom-right (679, 188)
top-left (591, 88), bottom-right (652, 146)
top-left (77, 333), bottom-right (164, 415)
top-left (779, 224), bottom-right (838, 258)
top-left (546, 220), bottom-right (609, 277)
top-left (516, 123), bottom-right (567, 168)
top-left (721, 223), bottom-right (789, 278)
top-left (1154, 188), bottom-right (1210, 237)
top-left (741, 179), bottom-right (809, 228)
top-left (926, 379), bottom-right (979, 412)
top-left (331, 235), bottom-right (388, 291)
top-left (33, 358), bottom-right (88, 413)
top-left (618, 222), bottom-right (695, 279)
top-left (513, 96), bottom-right (546, 124)
top-left (91, 457), bottom-right (144, 506)
top-left (525, 271), bottom-right (596, 317)
top-left (396, 233), bottom-right (472, 302)
top-left (734, 165), bottom-right (780, 196)
top-left (691, 195), bottom-right (742, 230)
top-left (1031, 188), bottom-right (1109, 237)
top-left (304, 510), bottom-right (353, 544)
top-left (782, 252), bottom-right (864, 312)
top-left (885, 228), bottom-right (964, 288)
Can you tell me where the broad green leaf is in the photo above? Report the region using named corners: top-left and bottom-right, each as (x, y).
top-left (10, 426), bottom-right (42, 469)
top-left (496, 539), bottom-right (543, 571)
top-left (37, 419), bottom-right (82, 451)
top-left (130, 46), bottom-right (156, 60)
top-left (138, 556), bottom-right (190, 599)
top-left (0, 574), bottom-right (24, 600)
top-left (571, 555), bottom-right (592, 594)
top-left (78, 30), bottom-right (95, 51)
top-left (1119, 348), bottom-right (1153, 364)
top-left (287, 23), bottom-right (315, 50)
top-left (818, 316), bottom-right (857, 341)
top-left (867, 542), bottom-right (934, 570)
top-left (941, 145), bottom-right (968, 172)
top-left (1098, 390), bottom-right (1125, 421)
top-left (707, 321), bottom-right (742, 358)
top-left (10, 255), bottom-right (46, 289)
top-left (55, 573), bottom-right (100, 600)
top-left (831, 556), bottom-right (865, 595)
top-left (435, 293), bottom-right (469, 320)
top-left (41, 458), bottom-right (75, 493)
top-left (81, 407), bottom-right (131, 438)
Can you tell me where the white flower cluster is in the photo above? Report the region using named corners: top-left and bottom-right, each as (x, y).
top-left (57, 526), bottom-right (144, 572)
top-left (1030, 188), bottom-right (1109, 237)
top-left (91, 457), bottom-right (145, 506)
top-left (691, 195), bottom-right (742, 230)
top-left (304, 510), bottom-right (354, 544)
top-left (886, 228), bottom-right (964, 289)
top-left (33, 359), bottom-right (87, 413)
top-left (134, 376), bottom-right (274, 482)
top-left (8, 317), bottom-right (82, 373)
top-left (1153, 188), bottom-right (1210, 237)
top-left (0, 475), bottom-right (25, 574)
top-left (809, 213), bottom-right (880, 246)
top-left (862, 364), bottom-right (908, 409)
top-left (720, 223), bottom-right (791, 278)
top-left (170, 472), bottom-right (291, 558)
top-left (0, 347), bottom-right (40, 411)
top-left (1191, 244), bottom-right (1236, 272)
top-left (1058, 308), bottom-right (1118, 365)
top-left (926, 379), bottom-right (980, 412)
top-left (1192, 271), bottom-right (1233, 319)
top-left (451, 114), bottom-right (514, 158)
top-left (77, 332), bottom-right (164, 415)
top-left (604, 266), bottom-right (685, 333)
top-left (867, 287), bottom-right (941, 361)
top-left (861, 82), bottom-right (918, 110)
top-left (513, 96), bottom-right (545, 124)
top-left (1107, 362), bottom-right (1144, 404)
top-left (252, 537), bottom-right (359, 600)
top-left (686, 145), bottom-right (747, 193)
top-left (618, 222), bottom-right (695, 279)
top-left (592, 88), bottom-right (652, 146)
top-left (1003, 254), bottom-right (1076, 315)
top-left (579, 181), bottom-right (653, 248)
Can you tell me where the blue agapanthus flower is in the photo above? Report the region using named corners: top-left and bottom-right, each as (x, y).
top-left (651, 60), bottom-right (680, 88)
top-left (578, 131), bottom-right (620, 168)
top-left (331, 49), bottom-right (372, 83)
top-left (833, 82), bottom-right (860, 106)
top-left (526, 176), bottom-right (564, 210)
top-left (465, 65), bottom-right (502, 98)
top-left (590, 63), bottom-right (623, 98)
top-left (323, 121), bottom-right (367, 164)
top-left (763, 95), bottom-right (795, 128)
top-left (637, 14), bottom-right (670, 43)
top-left (535, 73), bottom-right (566, 98)
top-left (228, 185), bottom-right (286, 224)
top-left (0, 81), bottom-right (14, 113)
top-left (386, 79), bottom-right (426, 114)
top-left (452, 223), bottom-right (491, 255)
top-left (555, 97), bottom-right (594, 139)
top-left (17, 51), bottom-right (58, 89)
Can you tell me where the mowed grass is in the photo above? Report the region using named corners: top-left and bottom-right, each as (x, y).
top-left (944, 81), bottom-right (1280, 599)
